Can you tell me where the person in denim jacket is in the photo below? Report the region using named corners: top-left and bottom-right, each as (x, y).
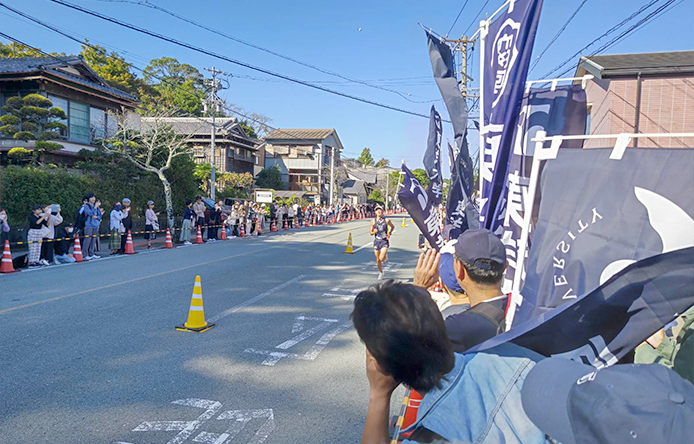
top-left (352, 281), bottom-right (549, 444)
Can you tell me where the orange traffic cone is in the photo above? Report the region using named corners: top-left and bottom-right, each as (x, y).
top-left (271, 219), bottom-right (277, 232)
top-left (195, 225), bottom-right (203, 244)
top-left (123, 230), bottom-right (137, 254)
top-left (72, 234), bottom-right (84, 262)
top-left (0, 240), bottom-right (19, 274)
top-left (240, 222), bottom-right (245, 238)
top-left (257, 222), bottom-right (263, 235)
top-left (220, 225), bottom-right (227, 240)
top-left (305, 216), bottom-right (310, 227)
top-left (175, 275), bottom-right (215, 333)
top-left (165, 228), bottom-right (174, 248)
top-left (283, 218), bottom-right (288, 230)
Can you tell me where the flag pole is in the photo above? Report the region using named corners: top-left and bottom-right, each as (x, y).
top-left (478, 18), bottom-right (488, 226)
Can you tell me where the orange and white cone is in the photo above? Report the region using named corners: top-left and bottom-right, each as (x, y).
top-left (240, 222), bottom-right (245, 238)
top-left (123, 230), bottom-right (136, 254)
top-left (195, 225), bottom-right (204, 244)
top-left (1, 240), bottom-right (19, 274)
top-left (220, 225), bottom-right (227, 240)
top-left (271, 219), bottom-right (277, 232)
top-left (175, 275), bottom-right (215, 333)
top-left (257, 222), bottom-right (263, 235)
top-left (283, 218), bottom-right (289, 230)
top-left (72, 234), bottom-right (84, 262)
top-left (164, 228), bottom-right (174, 248)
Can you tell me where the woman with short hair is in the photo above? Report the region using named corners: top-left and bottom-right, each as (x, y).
top-left (144, 201), bottom-right (160, 250)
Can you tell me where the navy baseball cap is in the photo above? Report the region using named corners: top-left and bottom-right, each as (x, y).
top-left (522, 358), bottom-right (694, 444)
top-left (453, 229), bottom-right (506, 268)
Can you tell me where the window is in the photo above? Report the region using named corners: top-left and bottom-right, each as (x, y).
top-left (90, 107), bottom-right (106, 142)
top-left (47, 95), bottom-right (69, 138)
top-left (69, 101), bottom-right (90, 144)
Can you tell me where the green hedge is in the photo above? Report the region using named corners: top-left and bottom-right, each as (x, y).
top-left (0, 155), bottom-right (199, 225)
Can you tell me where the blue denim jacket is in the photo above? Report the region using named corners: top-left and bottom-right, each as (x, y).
top-left (84, 203), bottom-right (102, 228)
top-left (402, 343), bottom-right (549, 444)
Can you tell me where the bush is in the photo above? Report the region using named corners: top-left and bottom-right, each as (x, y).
top-left (0, 154), bottom-right (199, 225)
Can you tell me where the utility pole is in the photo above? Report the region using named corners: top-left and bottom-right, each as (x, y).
top-left (204, 67), bottom-right (229, 201)
top-left (443, 35), bottom-right (478, 100)
top-left (385, 172), bottom-right (389, 211)
top-left (329, 146), bottom-right (335, 206)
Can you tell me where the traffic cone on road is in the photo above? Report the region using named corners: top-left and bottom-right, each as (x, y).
top-left (219, 225), bottom-right (227, 240)
top-left (257, 222), bottom-right (263, 235)
top-left (271, 219), bottom-right (277, 232)
top-left (164, 228), bottom-right (175, 248)
top-left (345, 233), bottom-right (354, 254)
top-left (175, 275), bottom-right (215, 333)
top-left (123, 230), bottom-right (137, 254)
top-left (195, 226), bottom-right (204, 244)
top-left (305, 217), bottom-right (310, 227)
top-left (0, 240), bottom-right (19, 274)
top-left (240, 222), bottom-right (245, 238)
top-left (283, 218), bottom-right (289, 230)
top-left (401, 218), bottom-right (406, 227)
top-left (72, 234), bottom-right (84, 262)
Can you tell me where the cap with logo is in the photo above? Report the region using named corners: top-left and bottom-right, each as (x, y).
top-left (521, 357), bottom-right (694, 444)
top-left (453, 228), bottom-right (506, 269)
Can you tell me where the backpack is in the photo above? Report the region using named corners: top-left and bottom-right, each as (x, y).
top-left (74, 207), bottom-right (87, 232)
top-left (465, 299), bottom-right (507, 335)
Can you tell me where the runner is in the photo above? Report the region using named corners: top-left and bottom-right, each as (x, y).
top-left (370, 205), bottom-right (395, 280)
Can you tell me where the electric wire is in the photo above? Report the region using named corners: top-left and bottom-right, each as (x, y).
top-left (463, 0), bottom-right (492, 36)
top-left (446, 0), bottom-right (471, 37)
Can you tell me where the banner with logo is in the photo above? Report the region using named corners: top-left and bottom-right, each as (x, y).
top-left (513, 147), bottom-right (694, 325)
top-left (495, 84), bottom-right (588, 293)
top-left (470, 247), bottom-right (694, 369)
top-left (480, 0), bottom-right (544, 229)
top-left (426, 31), bottom-right (478, 230)
top-left (397, 164), bottom-right (445, 250)
top-left (423, 105), bottom-right (443, 206)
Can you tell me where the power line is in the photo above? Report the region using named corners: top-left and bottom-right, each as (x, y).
top-left (540, 0), bottom-right (661, 79)
top-left (75, 0), bottom-right (442, 104)
top-left (549, 0), bottom-right (679, 79)
top-left (446, 0), bottom-right (471, 37)
top-left (529, 0), bottom-right (590, 74)
top-left (463, 0), bottom-right (492, 36)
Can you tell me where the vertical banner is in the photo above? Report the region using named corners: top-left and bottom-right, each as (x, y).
top-left (423, 105), bottom-right (443, 206)
top-left (397, 164), bottom-right (445, 250)
top-left (479, 0), bottom-right (544, 230)
top-left (497, 84), bottom-right (588, 293)
top-left (446, 140), bottom-right (478, 232)
top-left (426, 31), bottom-right (479, 230)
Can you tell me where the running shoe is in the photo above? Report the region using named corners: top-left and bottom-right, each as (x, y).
top-left (39, 259), bottom-right (50, 266)
top-left (378, 272), bottom-right (384, 280)
top-left (184, 241), bottom-right (192, 245)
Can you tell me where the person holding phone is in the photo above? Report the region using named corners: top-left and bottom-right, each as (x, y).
top-left (82, 193), bottom-right (103, 260)
top-left (41, 204), bottom-right (63, 265)
top-left (27, 205), bottom-right (50, 267)
top-left (144, 200), bottom-right (160, 249)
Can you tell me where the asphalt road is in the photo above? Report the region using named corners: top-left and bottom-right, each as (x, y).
top-left (0, 217), bottom-right (420, 444)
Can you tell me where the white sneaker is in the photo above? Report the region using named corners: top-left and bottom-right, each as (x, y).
top-left (378, 272), bottom-right (384, 280)
top-left (39, 259), bottom-right (50, 266)
top-left (184, 241), bottom-right (192, 245)
top-left (90, 255), bottom-right (100, 260)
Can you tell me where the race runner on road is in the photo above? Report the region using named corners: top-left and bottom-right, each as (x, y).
top-left (370, 205), bottom-right (396, 281)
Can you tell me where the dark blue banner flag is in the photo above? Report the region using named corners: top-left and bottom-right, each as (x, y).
top-left (426, 30), bottom-right (478, 230)
top-left (480, 0), bottom-right (544, 230)
top-left (513, 147), bottom-right (694, 325)
top-left (423, 105), bottom-right (443, 206)
top-left (471, 247), bottom-right (694, 369)
top-left (397, 164), bottom-right (444, 250)
top-left (494, 84), bottom-right (587, 293)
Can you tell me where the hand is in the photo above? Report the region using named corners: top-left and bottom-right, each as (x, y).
top-left (646, 329), bottom-right (665, 349)
top-left (413, 248), bottom-right (441, 288)
top-left (365, 349), bottom-right (398, 397)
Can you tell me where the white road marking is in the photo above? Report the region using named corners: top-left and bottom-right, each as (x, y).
top-left (275, 318), bottom-right (338, 350)
top-left (122, 399), bottom-right (275, 444)
top-left (321, 293), bottom-right (356, 300)
top-left (361, 262), bottom-right (402, 272)
top-left (354, 241), bottom-right (373, 252)
top-left (207, 275), bottom-right (306, 324)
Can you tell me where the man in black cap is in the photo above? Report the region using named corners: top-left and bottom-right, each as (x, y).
top-left (522, 357), bottom-right (694, 444)
top-left (446, 228), bottom-right (508, 353)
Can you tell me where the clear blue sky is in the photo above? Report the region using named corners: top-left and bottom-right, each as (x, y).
top-left (1, 0), bottom-right (692, 172)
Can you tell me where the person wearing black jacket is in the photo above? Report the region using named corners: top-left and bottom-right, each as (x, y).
top-left (54, 222), bottom-right (76, 263)
top-left (120, 198), bottom-right (133, 253)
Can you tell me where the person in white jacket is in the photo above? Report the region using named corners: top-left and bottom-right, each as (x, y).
top-left (109, 202), bottom-right (127, 255)
top-left (41, 204), bottom-right (63, 265)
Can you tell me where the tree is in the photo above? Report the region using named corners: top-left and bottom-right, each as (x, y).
top-left (255, 166), bottom-right (284, 190)
top-left (0, 42), bottom-right (64, 58)
top-left (80, 42), bottom-right (144, 95)
top-left (412, 168), bottom-right (430, 188)
top-left (141, 57), bottom-right (206, 116)
top-left (368, 189), bottom-right (384, 205)
top-left (238, 121), bottom-right (258, 139)
top-left (0, 94), bottom-right (67, 163)
top-left (194, 163), bottom-right (253, 195)
top-left (375, 158), bottom-right (390, 168)
top-left (226, 103), bottom-right (273, 137)
top-left (357, 147), bottom-right (375, 167)
top-left (102, 110), bottom-right (194, 228)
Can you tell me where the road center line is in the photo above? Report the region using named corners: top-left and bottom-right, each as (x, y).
top-left (206, 275), bottom-right (306, 324)
top-left (354, 241), bottom-right (373, 252)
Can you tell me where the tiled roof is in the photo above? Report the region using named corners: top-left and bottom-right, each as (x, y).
top-left (264, 128), bottom-right (335, 141)
top-left (143, 117), bottom-right (237, 136)
top-left (341, 179), bottom-right (366, 195)
top-left (346, 168), bottom-right (378, 184)
top-left (0, 56), bottom-right (138, 102)
top-left (579, 51), bottom-right (694, 78)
